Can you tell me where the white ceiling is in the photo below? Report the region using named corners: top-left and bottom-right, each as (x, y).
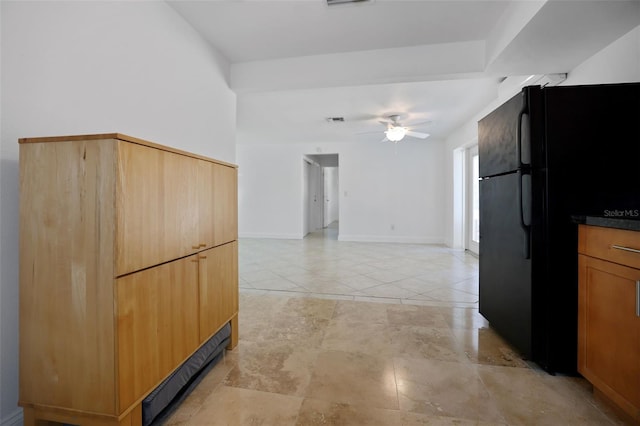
top-left (168, 0), bottom-right (510, 63)
top-left (168, 0), bottom-right (640, 145)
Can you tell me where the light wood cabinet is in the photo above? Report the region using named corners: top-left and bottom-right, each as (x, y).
top-left (578, 224), bottom-right (640, 423)
top-left (19, 134), bottom-right (239, 426)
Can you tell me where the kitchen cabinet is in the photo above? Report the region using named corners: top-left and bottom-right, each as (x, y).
top-left (578, 224), bottom-right (640, 423)
top-left (19, 133), bottom-right (238, 426)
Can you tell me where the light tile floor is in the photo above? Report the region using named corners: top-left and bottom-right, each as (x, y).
top-left (164, 224), bottom-right (626, 425)
top-left (238, 223), bottom-right (480, 307)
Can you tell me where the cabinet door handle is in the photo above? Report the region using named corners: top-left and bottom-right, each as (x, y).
top-left (611, 244), bottom-right (640, 254)
top-left (636, 281), bottom-right (640, 317)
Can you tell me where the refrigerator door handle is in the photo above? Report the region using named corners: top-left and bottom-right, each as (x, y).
top-left (516, 90), bottom-right (530, 168)
top-left (518, 168), bottom-right (531, 260)
top-left (517, 109), bottom-right (525, 167)
top-left (516, 91), bottom-right (531, 259)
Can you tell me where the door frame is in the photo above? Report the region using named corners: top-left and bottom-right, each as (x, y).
top-left (303, 154), bottom-right (339, 237)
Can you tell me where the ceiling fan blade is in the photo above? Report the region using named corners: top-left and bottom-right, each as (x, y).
top-left (380, 136), bottom-right (389, 142)
top-left (406, 131), bottom-right (430, 139)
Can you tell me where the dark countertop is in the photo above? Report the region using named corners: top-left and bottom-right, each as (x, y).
top-left (572, 215), bottom-right (640, 232)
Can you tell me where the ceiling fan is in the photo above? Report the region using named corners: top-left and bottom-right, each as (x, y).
top-left (378, 115), bottom-right (430, 143)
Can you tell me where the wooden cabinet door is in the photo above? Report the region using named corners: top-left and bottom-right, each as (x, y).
top-left (198, 161), bottom-right (238, 249)
top-left (116, 255), bottom-right (200, 410)
top-left (117, 143), bottom-right (200, 276)
top-left (578, 254), bottom-right (640, 417)
top-left (162, 150), bottom-right (200, 257)
top-left (199, 242), bottom-right (239, 342)
top-left (212, 164), bottom-right (238, 246)
top-left (116, 142), bottom-right (164, 275)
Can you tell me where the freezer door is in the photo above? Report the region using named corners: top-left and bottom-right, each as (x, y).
top-left (479, 86), bottom-right (544, 178)
top-left (478, 90), bottom-right (526, 177)
top-left (479, 173), bottom-right (533, 358)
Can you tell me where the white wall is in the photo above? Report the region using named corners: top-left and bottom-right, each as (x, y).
top-left (238, 144), bottom-right (305, 239)
top-left (0, 2), bottom-right (236, 424)
top-left (443, 24), bottom-right (640, 248)
top-left (238, 139), bottom-right (445, 244)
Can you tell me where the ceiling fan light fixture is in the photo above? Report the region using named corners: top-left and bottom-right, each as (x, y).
top-left (385, 126), bottom-right (406, 142)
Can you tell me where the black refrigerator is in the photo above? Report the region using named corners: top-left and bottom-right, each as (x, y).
top-left (478, 82), bottom-right (640, 375)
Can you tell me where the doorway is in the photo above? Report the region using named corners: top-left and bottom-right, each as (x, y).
top-left (465, 145), bottom-right (479, 254)
top-left (303, 154), bottom-right (339, 239)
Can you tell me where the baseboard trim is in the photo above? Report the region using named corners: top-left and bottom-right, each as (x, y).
top-left (2, 408), bottom-right (23, 426)
top-left (337, 234), bottom-right (443, 244)
top-left (239, 233), bottom-right (303, 240)
top-left (238, 233), bottom-right (444, 244)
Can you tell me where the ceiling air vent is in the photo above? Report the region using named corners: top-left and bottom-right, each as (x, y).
top-left (326, 117), bottom-right (345, 123)
top-left (327, 0), bottom-right (371, 6)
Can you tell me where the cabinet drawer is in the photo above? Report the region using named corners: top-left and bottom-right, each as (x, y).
top-left (578, 224), bottom-right (640, 269)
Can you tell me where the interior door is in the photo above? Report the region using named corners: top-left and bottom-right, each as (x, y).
top-left (307, 161), bottom-right (322, 232)
top-left (303, 160), bottom-right (310, 236)
top-left (323, 168), bottom-right (330, 227)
